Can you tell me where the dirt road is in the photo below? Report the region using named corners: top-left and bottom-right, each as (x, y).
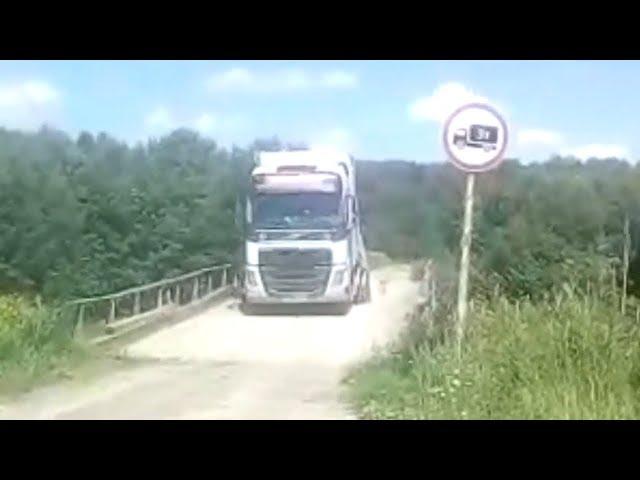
top-left (0, 264), bottom-right (418, 420)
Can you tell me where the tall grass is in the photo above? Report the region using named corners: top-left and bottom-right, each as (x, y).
top-left (0, 295), bottom-right (85, 394)
top-left (348, 283), bottom-right (640, 419)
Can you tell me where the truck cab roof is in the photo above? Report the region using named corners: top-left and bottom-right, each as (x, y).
top-left (256, 149), bottom-right (352, 170)
top-left (254, 149), bottom-right (355, 190)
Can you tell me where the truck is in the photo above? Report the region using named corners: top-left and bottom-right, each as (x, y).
top-left (236, 148), bottom-right (371, 314)
top-left (453, 124), bottom-right (498, 152)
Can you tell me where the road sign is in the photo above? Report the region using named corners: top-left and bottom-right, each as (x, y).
top-left (443, 103), bottom-right (508, 173)
top-left (441, 102), bottom-right (509, 357)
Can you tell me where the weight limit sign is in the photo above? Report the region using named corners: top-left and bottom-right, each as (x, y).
top-left (443, 103), bottom-right (509, 173)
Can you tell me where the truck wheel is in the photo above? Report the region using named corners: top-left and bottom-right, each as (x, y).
top-left (354, 269), bottom-right (371, 304)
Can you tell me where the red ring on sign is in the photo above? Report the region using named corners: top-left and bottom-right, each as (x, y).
top-left (442, 103), bottom-right (509, 173)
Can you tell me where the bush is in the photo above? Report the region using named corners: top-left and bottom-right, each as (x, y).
top-left (348, 287), bottom-right (640, 419)
top-left (0, 295), bottom-right (79, 393)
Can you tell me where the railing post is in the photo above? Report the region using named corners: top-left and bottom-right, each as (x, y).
top-left (157, 287), bottom-right (163, 309)
top-left (176, 284), bottom-right (181, 306)
top-left (133, 292), bottom-right (141, 315)
top-left (192, 276), bottom-right (199, 302)
top-left (165, 287), bottom-right (172, 305)
top-left (108, 299), bottom-right (116, 324)
top-left (221, 268), bottom-right (228, 287)
top-left (76, 304), bottom-right (85, 338)
top-left (207, 273), bottom-right (213, 293)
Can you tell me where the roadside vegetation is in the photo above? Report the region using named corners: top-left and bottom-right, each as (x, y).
top-left (349, 159), bottom-right (640, 419)
top-left (0, 295), bottom-right (91, 395)
top-left (349, 276), bottom-right (640, 419)
top-left (3, 125), bottom-right (640, 412)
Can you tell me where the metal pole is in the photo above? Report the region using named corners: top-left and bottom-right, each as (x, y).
top-left (192, 277), bottom-right (199, 302)
top-left (456, 173), bottom-right (475, 357)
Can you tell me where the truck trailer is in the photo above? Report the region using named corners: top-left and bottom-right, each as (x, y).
top-left (236, 148), bottom-right (371, 314)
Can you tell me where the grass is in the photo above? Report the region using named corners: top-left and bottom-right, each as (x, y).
top-left (0, 294), bottom-right (93, 397)
top-left (347, 286), bottom-right (640, 419)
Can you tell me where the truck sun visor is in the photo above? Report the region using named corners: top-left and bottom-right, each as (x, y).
top-left (253, 173), bottom-right (340, 193)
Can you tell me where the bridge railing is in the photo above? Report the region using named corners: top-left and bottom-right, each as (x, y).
top-left (67, 264), bottom-right (232, 338)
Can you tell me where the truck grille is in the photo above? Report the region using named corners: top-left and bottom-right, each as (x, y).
top-left (259, 248), bottom-right (332, 297)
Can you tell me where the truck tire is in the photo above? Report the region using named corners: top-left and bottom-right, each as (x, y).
top-left (354, 269), bottom-right (372, 304)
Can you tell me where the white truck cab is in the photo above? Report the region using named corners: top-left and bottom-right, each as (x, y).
top-left (238, 148), bottom-right (370, 314)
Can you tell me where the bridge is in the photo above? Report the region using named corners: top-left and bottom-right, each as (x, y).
top-left (0, 261), bottom-right (437, 420)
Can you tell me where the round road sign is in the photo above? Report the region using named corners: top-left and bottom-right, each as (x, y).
top-left (443, 103), bottom-right (508, 173)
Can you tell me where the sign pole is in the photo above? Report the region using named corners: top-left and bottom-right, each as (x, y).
top-left (442, 102), bottom-right (508, 359)
top-left (456, 172), bottom-right (475, 357)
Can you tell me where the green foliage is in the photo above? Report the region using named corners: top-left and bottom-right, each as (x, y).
top-left (0, 294), bottom-right (80, 393)
top-left (0, 127), bottom-right (251, 300)
top-left (348, 285), bottom-right (640, 419)
top-left (357, 157), bottom-right (640, 300)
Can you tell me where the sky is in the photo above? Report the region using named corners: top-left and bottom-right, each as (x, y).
top-left (0, 60), bottom-right (638, 163)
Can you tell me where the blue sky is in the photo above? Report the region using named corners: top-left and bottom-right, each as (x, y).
top-left (0, 60), bottom-right (638, 163)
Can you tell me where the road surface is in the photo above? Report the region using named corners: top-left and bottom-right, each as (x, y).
top-left (0, 264), bottom-right (418, 420)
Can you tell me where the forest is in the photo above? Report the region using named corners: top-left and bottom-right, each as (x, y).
top-left (1, 126), bottom-right (639, 305)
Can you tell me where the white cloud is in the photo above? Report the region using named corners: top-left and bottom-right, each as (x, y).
top-left (280, 70), bottom-right (311, 90)
top-left (0, 80), bottom-right (62, 130)
top-left (206, 68), bottom-right (358, 93)
top-left (409, 82), bottom-right (489, 123)
top-left (310, 128), bottom-right (357, 152)
top-left (142, 107), bottom-right (246, 146)
top-left (144, 106), bottom-right (174, 130)
top-left (517, 128), bottom-right (564, 148)
top-left (561, 143), bottom-right (630, 160)
top-left (0, 80), bottom-right (60, 106)
top-left (193, 113), bottom-right (217, 133)
top-left (207, 68), bottom-right (255, 91)
top-left (320, 71), bottom-right (358, 88)
top-left (513, 127), bottom-right (632, 163)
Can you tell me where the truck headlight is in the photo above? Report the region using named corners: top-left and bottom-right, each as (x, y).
top-left (332, 267), bottom-right (347, 286)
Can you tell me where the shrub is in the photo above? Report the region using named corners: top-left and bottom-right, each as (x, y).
top-left (349, 286), bottom-right (640, 419)
top-left (0, 295), bottom-right (78, 393)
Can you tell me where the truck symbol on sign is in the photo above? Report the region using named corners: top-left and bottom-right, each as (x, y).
top-left (453, 124), bottom-right (498, 152)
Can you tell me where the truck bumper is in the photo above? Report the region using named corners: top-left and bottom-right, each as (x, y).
top-left (243, 265), bottom-right (352, 304)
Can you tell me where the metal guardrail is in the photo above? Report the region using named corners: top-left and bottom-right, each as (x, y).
top-left (68, 264), bottom-right (232, 338)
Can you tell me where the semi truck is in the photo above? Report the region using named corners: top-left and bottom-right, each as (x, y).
top-left (236, 148), bottom-right (371, 314)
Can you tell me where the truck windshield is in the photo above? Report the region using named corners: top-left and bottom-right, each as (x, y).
top-left (252, 192), bottom-right (342, 230)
